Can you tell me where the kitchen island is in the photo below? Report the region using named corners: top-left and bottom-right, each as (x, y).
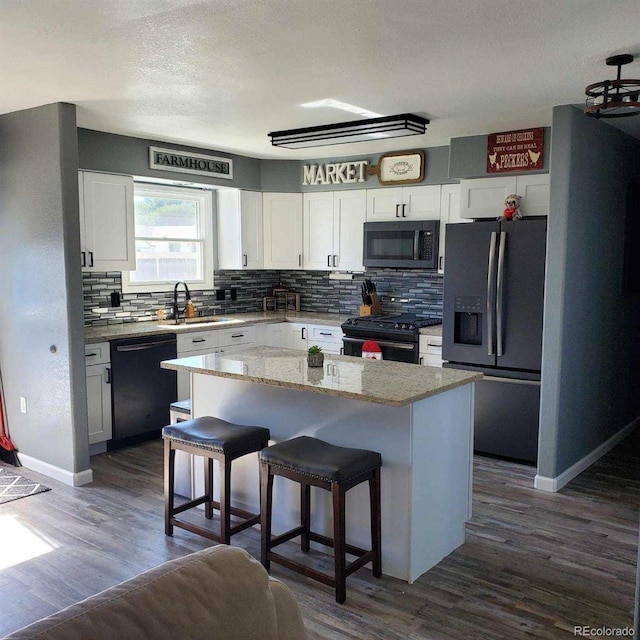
top-left (161, 346), bottom-right (481, 582)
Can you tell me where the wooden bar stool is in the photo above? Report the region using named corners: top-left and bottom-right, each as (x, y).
top-left (259, 436), bottom-right (382, 603)
top-left (163, 416), bottom-right (270, 545)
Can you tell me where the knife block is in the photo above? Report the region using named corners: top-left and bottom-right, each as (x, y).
top-left (359, 293), bottom-right (383, 316)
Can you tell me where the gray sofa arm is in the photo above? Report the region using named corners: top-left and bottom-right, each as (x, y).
top-left (4, 546), bottom-right (306, 640)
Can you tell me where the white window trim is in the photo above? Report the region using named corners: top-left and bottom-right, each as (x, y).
top-left (122, 183), bottom-right (214, 294)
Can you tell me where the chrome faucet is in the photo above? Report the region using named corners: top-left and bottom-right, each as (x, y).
top-left (173, 281), bottom-right (191, 324)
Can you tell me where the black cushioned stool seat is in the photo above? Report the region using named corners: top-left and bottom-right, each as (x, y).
top-left (163, 416), bottom-right (270, 545)
top-left (259, 436), bottom-right (382, 604)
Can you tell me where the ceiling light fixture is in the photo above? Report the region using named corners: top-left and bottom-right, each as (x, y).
top-left (300, 99), bottom-right (384, 119)
top-left (585, 54), bottom-right (640, 119)
top-left (268, 113), bottom-right (429, 149)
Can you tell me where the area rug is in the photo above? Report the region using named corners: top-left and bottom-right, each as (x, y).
top-left (0, 467), bottom-right (50, 504)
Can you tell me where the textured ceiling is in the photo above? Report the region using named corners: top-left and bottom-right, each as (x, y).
top-left (1, 0), bottom-right (640, 159)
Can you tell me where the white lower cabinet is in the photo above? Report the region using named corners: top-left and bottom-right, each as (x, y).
top-left (418, 335), bottom-right (443, 368)
top-left (262, 322), bottom-right (343, 352)
top-left (217, 325), bottom-right (255, 350)
top-left (176, 330), bottom-right (221, 399)
top-left (176, 326), bottom-right (256, 399)
top-left (264, 322), bottom-right (289, 347)
top-left (85, 342), bottom-right (112, 445)
top-left (287, 323), bottom-right (308, 350)
top-left (306, 325), bottom-right (343, 354)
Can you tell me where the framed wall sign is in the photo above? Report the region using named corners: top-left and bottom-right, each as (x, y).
top-left (149, 146), bottom-right (233, 179)
top-left (369, 150), bottom-right (425, 185)
top-left (487, 128), bottom-right (544, 173)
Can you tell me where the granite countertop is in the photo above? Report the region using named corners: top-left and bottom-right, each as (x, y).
top-left (418, 325), bottom-right (442, 336)
top-left (161, 345), bottom-right (479, 407)
top-left (85, 312), bottom-right (442, 343)
top-left (85, 311), bottom-right (351, 343)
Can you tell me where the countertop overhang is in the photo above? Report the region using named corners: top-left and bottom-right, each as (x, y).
top-left (161, 345), bottom-right (480, 407)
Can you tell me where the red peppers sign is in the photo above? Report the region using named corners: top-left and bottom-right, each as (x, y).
top-left (487, 128), bottom-right (544, 173)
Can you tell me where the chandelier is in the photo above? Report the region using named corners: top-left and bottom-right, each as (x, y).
top-left (585, 54), bottom-right (640, 119)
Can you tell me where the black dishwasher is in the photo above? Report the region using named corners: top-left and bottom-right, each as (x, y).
top-left (109, 334), bottom-right (177, 449)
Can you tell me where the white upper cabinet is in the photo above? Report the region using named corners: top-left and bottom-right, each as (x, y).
top-left (366, 185), bottom-right (441, 221)
top-left (79, 171), bottom-right (135, 271)
top-left (263, 192), bottom-right (303, 269)
top-left (401, 185), bottom-right (442, 220)
top-left (513, 174), bottom-right (551, 217)
top-left (303, 190), bottom-right (366, 271)
top-left (459, 174), bottom-right (549, 219)
top-left (366, 187), bottom-right (403, 220)
top-left (438, 184), bottom-right (466, 274)
top-left (217, 189), bottom-right (263, 270)
top-left (333, 190), bottom-right (366, 271)
top-left (303, 192), bottom-right (335, 270)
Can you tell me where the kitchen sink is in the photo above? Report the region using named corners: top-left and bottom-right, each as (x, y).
top-left (156, 317), bottom-right (241, 329)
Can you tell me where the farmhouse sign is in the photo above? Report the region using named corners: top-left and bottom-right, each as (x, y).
top-left (149, 147), bottom-right (233, 179)
top-left (487, 128), bottom-right (544, 173)
top-left (302, 160), bottom-right (368, 186)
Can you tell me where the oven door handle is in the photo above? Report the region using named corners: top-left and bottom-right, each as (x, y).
top-left (342, 337), bottom-right (416, 350)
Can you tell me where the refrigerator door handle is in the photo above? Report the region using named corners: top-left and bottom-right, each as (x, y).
top-left (496, 231), bottom-right (507, 356)
top-left (486, 231), bottom-right (498, 356)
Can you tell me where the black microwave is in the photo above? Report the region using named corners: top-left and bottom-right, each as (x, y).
top-left (363, 220), bottom-right (439, 269)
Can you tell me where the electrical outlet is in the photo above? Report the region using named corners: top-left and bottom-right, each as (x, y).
top-left (230, 288), bottom-right (237, 301)
top-left (20, 396), bottom-right (27, 414)
top-left (216, 289), bottom-right (226, 301)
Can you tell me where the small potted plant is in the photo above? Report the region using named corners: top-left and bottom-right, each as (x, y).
top-left (307, 345), bottom-right (324, 367)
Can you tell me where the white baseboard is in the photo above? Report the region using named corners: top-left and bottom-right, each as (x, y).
top-left (17, 453), bottom-right (94, 487)
top-left (535, 418), bottom-right (638, 492)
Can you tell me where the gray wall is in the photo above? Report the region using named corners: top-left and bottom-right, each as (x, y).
top-left (449, 127), bottom-right (551, 179)
top-left (538, 105), bottom-right (640, 478)
top-left (78, 128), bottom-right (263, 190)
top-left (261, 159), bottom-right (301, 192)
top-left (0, 103), bottom-right (89, 475)
top-left (299, 146), bottom-right (453, 192)
top-left (78, 130), bottom-right (453, 194)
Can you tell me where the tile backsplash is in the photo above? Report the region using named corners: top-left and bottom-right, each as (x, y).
top-left (83, 269), bottom-right (443, 326)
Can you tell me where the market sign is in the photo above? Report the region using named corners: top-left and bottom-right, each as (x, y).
top-left (487, 128), bottom-right (544, 173)
top-left (149, 147), bottom-right (233, 179)
top-left (302, 160), bottom-right (368, 186)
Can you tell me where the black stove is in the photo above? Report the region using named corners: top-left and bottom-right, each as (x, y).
top-left (342, 314), bottom-right (441, 339)
top-left (341, 314), bottom-right (442, 363)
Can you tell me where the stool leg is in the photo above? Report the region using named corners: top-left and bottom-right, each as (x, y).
top-left (204, 457), bottom-right (214, 519)
top-left (260, 462), bottom-right (273, 571)
top-left (219, 456), bottom-right (232, 545)
top-left (332, 482), bottom-right (347, 604)
top-left (300, 483), bottom-right (311, 552)
top-left (164, 439), bottom-right (175, 536)
top-left (370, 468), bottom-right (382, 578)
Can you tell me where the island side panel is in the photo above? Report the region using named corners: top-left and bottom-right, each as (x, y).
top-left (408, 383), bottom-right (475, 583)
top-left (191, 373), bottom-right (414, 581)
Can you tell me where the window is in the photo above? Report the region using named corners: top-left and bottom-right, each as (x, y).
top-left (122, 183), bottom-right (213, 293)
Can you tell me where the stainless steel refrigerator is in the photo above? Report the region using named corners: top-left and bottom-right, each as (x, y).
top-left (442, 218), bottom-right (547, 463)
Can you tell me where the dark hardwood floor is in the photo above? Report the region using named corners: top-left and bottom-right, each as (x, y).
top-left (0, 430), bottom-right (638, 639)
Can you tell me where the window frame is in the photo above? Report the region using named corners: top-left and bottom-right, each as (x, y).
top-left (122, 183), bottom-right (214, 293)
